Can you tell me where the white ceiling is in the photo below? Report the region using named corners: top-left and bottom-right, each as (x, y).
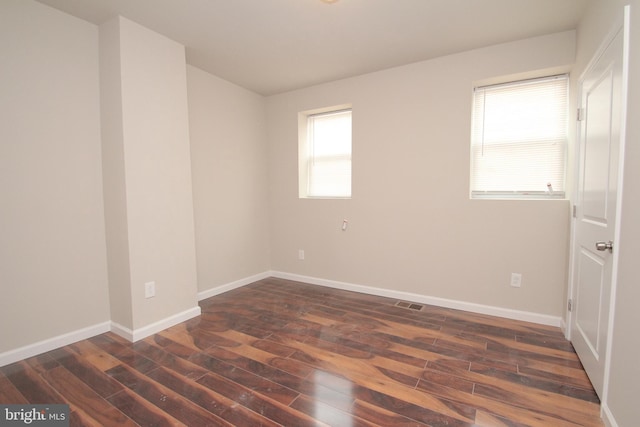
top-left (35, 0), bottom-right (589, 95)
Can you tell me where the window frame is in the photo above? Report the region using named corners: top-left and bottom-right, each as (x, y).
top-left (469, 74), bottom-right (569, 200)
top-left (298, 105), bottom-right (353, 199)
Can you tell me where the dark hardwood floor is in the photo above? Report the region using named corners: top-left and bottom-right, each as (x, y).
top-left (0, 277), bottom-right (603, 426)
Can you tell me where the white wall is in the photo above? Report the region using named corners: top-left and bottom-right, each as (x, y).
top-left (187, 66), bottom-right (271, 292)
top-left (0, 0), bottom-right (110, 352)
top-left (575, 1), bottom-right (640, 425)
top-left (267, 31), bottom-right (576, 319)
top-left (100, 16), bottom-right (200, 331)
top-left (99, 16), bottom-right (133, 330)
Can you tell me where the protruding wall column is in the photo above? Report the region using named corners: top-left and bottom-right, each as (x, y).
top-left (99, 16), bottom-right (200, 340)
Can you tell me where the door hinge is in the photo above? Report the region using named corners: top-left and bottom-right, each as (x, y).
top-left (577, 108), bottom-right (585, 121)
top-left (572, 204), bottom-right (577, 218)
top-left (568, 299), bottom-right (573, 312)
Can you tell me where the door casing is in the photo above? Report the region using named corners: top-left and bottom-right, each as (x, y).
top-left (566, 5), bottom-right (630, 408)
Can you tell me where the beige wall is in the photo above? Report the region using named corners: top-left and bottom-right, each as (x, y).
top-left (99, 17), bottom-right (134, 329)
top-left (267, 31), bottom-right (576, 317)
top-left (187, 66), bottom-right (271, 291)
top-left (0, 0), bottom-right (110, 352)
top-left (101, 17), bottom-right (200, 331)
top-left (575, 1), bottom-right (640, 425)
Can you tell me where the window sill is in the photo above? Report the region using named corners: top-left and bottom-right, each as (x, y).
top-left (471, 191), bottom-right (566, 200)
top-left (300, 196), bottom-right (352, 200)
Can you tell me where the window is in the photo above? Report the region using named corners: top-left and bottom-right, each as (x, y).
top-left (299, 107), bottom-right (352, 198)
top-left (470, 75), bottom-right (568, 199)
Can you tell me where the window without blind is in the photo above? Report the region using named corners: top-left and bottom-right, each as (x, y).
top-left (299, 107), bottom-right (352, 198)
top-left (470, 75), bottom-right (568, 199)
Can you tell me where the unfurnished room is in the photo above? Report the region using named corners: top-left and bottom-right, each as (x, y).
top-left (1, 0), bottom-right (639, 426)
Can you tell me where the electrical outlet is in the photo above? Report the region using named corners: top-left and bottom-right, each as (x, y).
top-left (298, 249), bottom-right (305, 260)
top-left (510, 273), bottom-right (522, 288)
top-left (145, 281), bottom-right (156, 298)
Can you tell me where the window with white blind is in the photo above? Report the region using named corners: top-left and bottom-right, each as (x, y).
top-left (299, 107), bottom-right (352, 198)
top-left (470, 75), bottom-right (568, 199)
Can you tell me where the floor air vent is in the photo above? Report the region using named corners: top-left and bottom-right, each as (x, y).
top-left (395, 301), bottom-right (424, 311)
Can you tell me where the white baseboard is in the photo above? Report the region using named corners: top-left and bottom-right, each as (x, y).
top-left (0, 321), bottom-right (111, 368)
top-left (0, 270), bottom-right (563, 368)
top-left (0, 305), bottom-right (203, 367)
top-left (110, 305), bottom-right (202, 342)
top-left (601, 403), bottom-right (618, 427)
top-left (271, 271), bottom-right (563, 327)
top-left (197, 271), bottom-right (272, 301)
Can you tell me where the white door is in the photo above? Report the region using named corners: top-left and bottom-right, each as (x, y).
top-left (571, 25), bottom-right (626, 399)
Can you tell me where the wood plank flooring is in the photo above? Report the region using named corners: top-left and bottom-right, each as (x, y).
top-left (0, 277), bottom-right (604, 426)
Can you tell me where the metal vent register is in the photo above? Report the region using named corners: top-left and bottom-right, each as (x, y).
top-left (395, 301), bottom-right (424, 311)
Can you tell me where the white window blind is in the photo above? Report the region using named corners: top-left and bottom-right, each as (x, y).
top-left (305, 109), bottom-right (352, 198)
top-left (470, 75), bottom-right (568, 198)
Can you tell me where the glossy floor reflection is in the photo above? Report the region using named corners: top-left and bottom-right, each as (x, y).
top-left (0, 277), bottom-right (603, 426)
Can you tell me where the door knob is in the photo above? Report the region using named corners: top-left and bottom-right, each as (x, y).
top-left (595, 241), bottom-right (614, 253)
